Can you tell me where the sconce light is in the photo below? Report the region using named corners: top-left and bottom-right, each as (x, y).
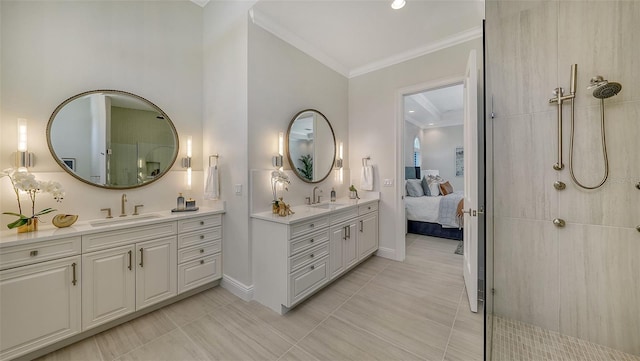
top-left (335, 141), bottom-right (343, 169)
top-left (15, 118), bottom-right (34, 170)
top-left (181, 136), bottom-right (192, 189)
top-left (272, 132), bottom-right (284, 168)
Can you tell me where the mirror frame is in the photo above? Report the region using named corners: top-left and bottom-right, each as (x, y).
top-left (285, 109), bottom-right (336, 184)
top-left (46, 89), bottom-right (179, 190)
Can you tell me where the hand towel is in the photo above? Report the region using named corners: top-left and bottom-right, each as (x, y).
top-left (204, 165), bottom-right (220, 200)
top-left (361, 165), bottom-right (374, 191)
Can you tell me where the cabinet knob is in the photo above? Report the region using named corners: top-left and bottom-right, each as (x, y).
top-left (200, 221), bottom-right (205, 225)
top-left (200, 235), bottom-right (205, 239)
top-left (368, 206), bottom-right (371, 210)
top-left (310, 265), bottom-right (315, 270)
top-left (309, 223), bottom-right (314, 228)
top-left (200, 260), bottom-right (205, 265)
top-left (200, 249), bottom-right (205, 253)
top-left (30, 250), bottom-right (38, 257)
top-left (310, 238), bottom-right (314, 243)
top-left (310, 253), bottom-right (314, 258)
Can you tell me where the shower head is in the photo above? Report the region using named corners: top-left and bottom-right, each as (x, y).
top-left (588, 76), bottom-right (622, 99)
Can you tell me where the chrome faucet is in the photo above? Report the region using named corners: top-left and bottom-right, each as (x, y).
top-left (120, 194), bottom-right (127, 217)
top-left (312, 187), bottom-right (322, 204)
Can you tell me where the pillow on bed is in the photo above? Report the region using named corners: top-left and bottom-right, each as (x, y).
top-left (426, 178), bottom-right (441, 196)
top-left (439, 181), bottom-right (454, 196)
top-left (406, 179), bottom-right (424, 197)
top-left (421, 177), bottom-right (431, 196)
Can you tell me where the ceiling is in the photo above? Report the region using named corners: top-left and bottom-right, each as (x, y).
top-left (194, 0), bottom-right (483, 127)
top-left (404, 83), bottom-right (464, 129)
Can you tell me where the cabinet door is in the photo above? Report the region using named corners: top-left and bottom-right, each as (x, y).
top-left (0, 256), bottom-right (81, 360)
top-left (136, 236), bottom-right (177, 310)
top-left (344, 223), bottom-right (358, 269)
top-left (82, 245), bottom-right (135, 330)
top-left (358, 213), bottom-right (379, 260)
top-left (329, 226), bottom-right (346, 279)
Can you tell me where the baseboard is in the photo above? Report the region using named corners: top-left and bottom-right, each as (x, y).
top-left (221, 274), bottom-right (254, 301)
top-left (375, 247), bottom-right (397, 260)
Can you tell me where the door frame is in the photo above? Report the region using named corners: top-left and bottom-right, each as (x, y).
top-left (394, 75), bottom-right (466, 261)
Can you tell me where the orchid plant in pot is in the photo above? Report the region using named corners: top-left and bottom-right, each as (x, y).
top-left (1, 168), bottom-right (64, 232)
top-left (271, 170), bottom-right (290, 213)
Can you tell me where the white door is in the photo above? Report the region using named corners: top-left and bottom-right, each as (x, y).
top-left (463, 49), bottom-right (479, 313)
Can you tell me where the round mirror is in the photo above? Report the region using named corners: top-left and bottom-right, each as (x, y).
top-left (47, 90), bottom-right (179, 189)
top-left (286, 109), bottom-right (336, 183)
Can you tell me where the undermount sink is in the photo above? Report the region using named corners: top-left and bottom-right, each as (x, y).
top-left (89, 213), bottom-right (162, 227)
top-left (311, 203), bottom-right (346, 209)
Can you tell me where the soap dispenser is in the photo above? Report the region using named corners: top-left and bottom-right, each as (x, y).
top-left (177, 193), bottom-right (185, 210)
top-left (330, 187), bottom-right (336, 202)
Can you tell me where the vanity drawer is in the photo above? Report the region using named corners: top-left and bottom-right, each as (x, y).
top-left (83, 222), bottom-right (177, 253)
top-left (177, 227), bottom-right (222, 249)
top-left (288, 256), bottom-right (329, 306)
top-left (329, 208), bottom-right (358, 224)
top-left (178, 253), bottom-right (222, 294)
top-left (177, 241), bottom-right (221, 264)
top-left (289, 242), bottom-right (329, 273)
top-left (289, 229), bottom-right (330, 256)
top-left (358, 202), bottom-right (378, 215)
top-left (178, 214), bottom-right (222, 234)
top-left (0, 237), bottom-right (81, 270)
top-left (290, 217), bottom-right (329, 239)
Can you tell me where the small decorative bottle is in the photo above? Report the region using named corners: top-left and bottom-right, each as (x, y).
top-left (330, 187), bottom-right (336, 202)
top-left (177, 193), bottom-right (185, 210)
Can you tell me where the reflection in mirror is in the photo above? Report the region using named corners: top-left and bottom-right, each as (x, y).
top-left (47, 90), bottom-right (178, 189)
top-left (286, 109), bottom-right (336, 183)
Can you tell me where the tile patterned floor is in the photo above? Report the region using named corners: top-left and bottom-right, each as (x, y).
top-left (492, 316), bottom-right (640, 361)
top-left (37, 234), bottom-right (483, 361)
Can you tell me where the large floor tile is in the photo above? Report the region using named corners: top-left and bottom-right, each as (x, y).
top-left (94, 322), bottom-right (143, 361)
top-left (183, 303), bottom-right (293, 360)
top-left (116, 329), bottom-right (207, 361)
top-left (162, 290), bottom-right (226, 327)
top-left (278, 346), bottom-right (321, 361)
top-left (35, 336), bottom-right (103, 361)
top-left (126, 309), bottom-right (177, 345)
top-left (297, 316), bottom-right (423, 361)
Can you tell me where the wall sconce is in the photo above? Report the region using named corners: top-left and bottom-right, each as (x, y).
top-left (181, 135), bottom-right (192, 189)
top-left (15, 118), bottom-right (34, 171)
top-left (272, 132), bottom-right (284, 168)
top-left (335, 141), bottom-right (343, 168)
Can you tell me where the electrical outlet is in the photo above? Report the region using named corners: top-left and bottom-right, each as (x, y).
top-left (234, 184), bottom-right (242, 195)
top-left (383, 179), bottom-right (393, 187)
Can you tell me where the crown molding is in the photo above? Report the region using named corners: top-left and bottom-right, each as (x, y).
top-left (349, 26), bottom-right (483, 78)
top-left (249, 8), bottom-right (351, 78)
top-left (190, 0), bottom-right (210, 8)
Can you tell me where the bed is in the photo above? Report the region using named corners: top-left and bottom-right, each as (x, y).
top-left (404, 173), bottom-right (464, 240)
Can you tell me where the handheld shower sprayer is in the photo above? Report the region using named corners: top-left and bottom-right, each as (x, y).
top-left (549, 64), bottom-right (578, 171)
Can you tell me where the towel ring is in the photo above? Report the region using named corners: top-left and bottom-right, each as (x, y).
top-left (209, 154), bottom-right (219, 167)
top-left (362, 156), bottom-right (371, 167)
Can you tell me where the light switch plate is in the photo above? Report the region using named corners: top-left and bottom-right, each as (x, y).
top-left (234, 184), bottom-right (242, 195)
top-left (383, 179), bottom-right (393, 187)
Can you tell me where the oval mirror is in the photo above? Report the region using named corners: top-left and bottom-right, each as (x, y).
top-left (47, 90), bottom-right (179, 189)
top-left (286, 109), bottom-right (336, 183)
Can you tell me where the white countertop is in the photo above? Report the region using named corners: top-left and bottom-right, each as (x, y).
top-left (0, 205), bottom-right (225, 248)
top-left (251, 195), bottom-right (380, 225)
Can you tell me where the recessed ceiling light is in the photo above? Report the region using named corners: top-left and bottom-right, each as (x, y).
top-left (408, 110), bottom-right (415, 113)
top-left (428, 123), bottom-right (435, 126)
top-left (391, 0), bottom-right (406, 10)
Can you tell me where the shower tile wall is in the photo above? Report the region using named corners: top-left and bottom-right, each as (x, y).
top-left (487, 0), bottom-right (640, 357)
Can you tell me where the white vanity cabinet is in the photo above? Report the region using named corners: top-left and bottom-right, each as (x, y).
top-left (177, 214), bottom-right (223, 293)
top-left (0, 208), bottom-right (224, 361)
top-left (252, 199), bottom-right (379, 314)
top-left (0, 238), bottom-right (81, 361)
top-left (81, 223), bottom-right (177, 330)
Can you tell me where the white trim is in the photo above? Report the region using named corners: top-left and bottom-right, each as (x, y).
top-left (350, 26), bottom-right (483, 78)
top-left (249, 8), bottom-right (350, 78)
top-left (221, 274), bottom-right (254, 302)
top-left (250, 7), bottom-right (482, 79)
top-left (375, 247), bottom-right (399, 261)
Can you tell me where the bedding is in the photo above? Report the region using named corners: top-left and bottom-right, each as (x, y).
top-left (405, 191), bottom-right (464, 229)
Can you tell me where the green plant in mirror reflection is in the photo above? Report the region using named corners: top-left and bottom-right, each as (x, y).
top-left (297, 154), bottom-right (313, 181)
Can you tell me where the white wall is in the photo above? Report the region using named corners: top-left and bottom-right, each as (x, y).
top-left (247, 20), bottom-right (349, 212)
top-left (422, 125), bottom-right (464, 191)
top-left (349, 38), bottom-right (483, 259)
top-left (0, 1), bottom-right (203, 225)
top-left (487, 0), bottom-right (640, 355)
top-left (202, 0), bottom-right (256, 291)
